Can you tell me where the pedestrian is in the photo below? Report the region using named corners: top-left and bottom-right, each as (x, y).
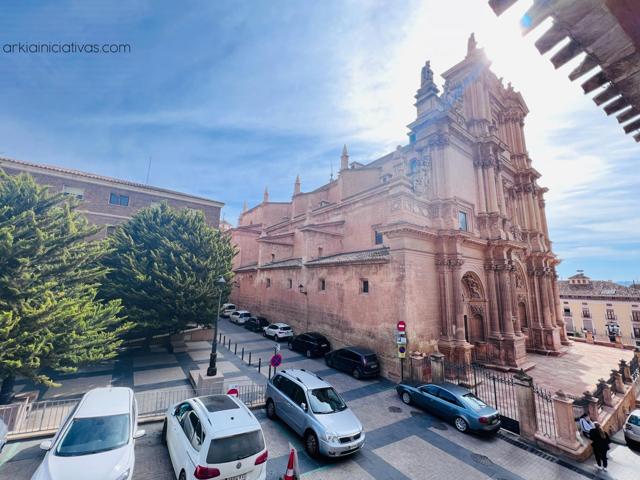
top-left (579, 413), bottom-right (595, 439)
top-left (590, 423), bottom-right (611, 472)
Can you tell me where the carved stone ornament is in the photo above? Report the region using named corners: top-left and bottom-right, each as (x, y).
top-left (408, 155), bottom-right (433, 197)
top-left (515, 269), bottom-right (525, 289)
top-left (462, 273), bottom-right (483, 299)
top-left (470, 304), bottom-right (484, 316)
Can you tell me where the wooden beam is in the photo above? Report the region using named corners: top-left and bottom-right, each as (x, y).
top-left (488, 0), bottom-right (519, 16)
top-left (551, 39), bottom-right (583, 69)
top-left (622, 117), bottom-right (640, 133)
top-left (535, 22), bottom-right (567, 55)
top-left (616, 107), bottom-right (639, 123)
top-left (581, 70), bottom-right (609, 93)
top-left (634, 131), bottom-right (640, 142)
top-left (603, 96), bottom-right (629, 115)
top-left (569, 54), bottom-right (599, 81)
top-left (593, 85), bottom-right (619, 105)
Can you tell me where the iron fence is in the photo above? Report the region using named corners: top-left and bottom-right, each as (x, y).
top-left (533, 385), bottom-right (557, 439)
top-left (0, 381), bottom-right (267, 437)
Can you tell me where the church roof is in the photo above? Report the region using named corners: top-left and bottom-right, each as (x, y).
top-left (305, 247), bottom-right (390, 267)
top-left (260, 258), bottom-right (303, 270)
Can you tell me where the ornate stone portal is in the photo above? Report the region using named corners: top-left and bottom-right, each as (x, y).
top-left (231, 34), bottom-right (563, 377)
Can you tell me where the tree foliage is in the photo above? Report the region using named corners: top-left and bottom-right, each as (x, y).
top-left (100, 202), bottom-right (235, 337)
top-left (0, 171), bottom-right (129, 394)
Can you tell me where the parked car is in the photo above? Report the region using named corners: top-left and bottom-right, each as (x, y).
top-left (31, 387), bottom-right (145, 480)
top-left (623, 408), bottom-right (640, 448)
top-left (324, 347), bottom-right (380, 379)
top-left (244, 316), bottom-right (269, 333)
top-left (162, 394), bottom-right (267, 480)
top-left (288, 332), bottom-right (331, 358)
top-left (230, 310), bottom-right (251, 325)
top-left (220, 303), bottom-right (236, 318)
top-left (396, 382), bottom-right (501, 434)
top-left (266, 369), bottom-right (365, 458)
top-left (0, 418), bottom-right (7, 453)
top-left (262, 323), bottom-right (293, 341)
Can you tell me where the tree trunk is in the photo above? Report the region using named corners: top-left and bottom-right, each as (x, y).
top-left (0, 374), bottom-right (16, 404)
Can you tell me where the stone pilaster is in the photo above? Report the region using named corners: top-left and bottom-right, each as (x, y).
top-left (553, 390), bottom-right (581, 453)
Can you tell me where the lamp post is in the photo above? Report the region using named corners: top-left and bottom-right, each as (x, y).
top-left (298, 284), bottom-right (309, 331)
top-left (207, 276), bottom-right (226, 377)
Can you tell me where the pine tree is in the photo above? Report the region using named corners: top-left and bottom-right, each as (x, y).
top-left (101, 202), bottom-right (235, 339)
top-left (0, 171), bottom-right (129, 403)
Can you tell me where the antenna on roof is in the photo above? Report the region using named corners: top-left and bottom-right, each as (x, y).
top-left (145, 156), bottom-right (152, 184)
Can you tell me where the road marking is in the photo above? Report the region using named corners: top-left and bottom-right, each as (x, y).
top-left (0, 443), bottom-right (19, 468)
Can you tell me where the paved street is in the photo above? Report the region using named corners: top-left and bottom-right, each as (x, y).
top-left (4, 320), bottom-right (638, 479)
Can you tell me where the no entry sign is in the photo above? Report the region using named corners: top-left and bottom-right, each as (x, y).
top-left (397, 321), bottom-right (406, 332)
top-left (270, 353), bottom-right (282, 367)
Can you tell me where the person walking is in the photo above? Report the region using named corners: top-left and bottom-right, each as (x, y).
top-left (579, 413), bottom-right (595, 439)
top-left (590, 423), bottom-right (611, 471)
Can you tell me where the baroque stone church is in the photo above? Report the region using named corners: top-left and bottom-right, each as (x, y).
top-left (231, 35), bottom-right (566, 377)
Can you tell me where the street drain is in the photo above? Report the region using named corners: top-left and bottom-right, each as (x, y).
top-left (388, 406), bottom-right (402, 413)
top-left (470, 453), bottom-right (494, 466)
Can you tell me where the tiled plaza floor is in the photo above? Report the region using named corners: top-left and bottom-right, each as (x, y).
top-left (525, 342), bottom-right (634, 396)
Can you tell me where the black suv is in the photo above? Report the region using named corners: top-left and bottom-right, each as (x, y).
top-left (325, 347), bottom-right (380, 379)
top-left (287, 332), bottom-right (331, 358)
top-left (244, 316), bottom-right (269, 332)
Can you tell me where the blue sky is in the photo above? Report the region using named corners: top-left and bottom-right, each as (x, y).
top-left (0, 0), bottom-right (638, 281)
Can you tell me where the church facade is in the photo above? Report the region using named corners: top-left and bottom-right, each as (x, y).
top-left (231, 36), bottom-right (567, 378)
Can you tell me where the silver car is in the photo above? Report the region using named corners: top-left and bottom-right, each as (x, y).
top-left (624, 408), bottom-right (640, 448)
top-left (265, 369), bottom-right (365, 458)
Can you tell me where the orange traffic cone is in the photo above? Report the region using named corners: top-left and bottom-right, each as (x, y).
top-left (282, 448), bottom-right (297, 480)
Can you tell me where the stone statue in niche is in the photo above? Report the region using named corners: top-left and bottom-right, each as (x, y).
top-left (515, 269), bottom-right (525, 289)
top-left (408, 154), bottom-right (432, 197)
top-left (462, 273), bottom-right (483, 299)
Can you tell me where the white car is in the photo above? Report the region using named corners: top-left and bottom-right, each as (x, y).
top-left (230, 310), bottom-right (251, 325)
top-left (162, 394), bottom-right (268, 480)
top-left (624, 408), bottom-right (640, 448)
top-left (32, 387), bottom-right (145, 480)
top-left (220, 304), bottom-right (236, 319)
top-left (262, 323), bottom-right (293, 341)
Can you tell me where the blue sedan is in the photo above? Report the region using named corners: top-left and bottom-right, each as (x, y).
top-left (396, 382), bottom-right (501, 434)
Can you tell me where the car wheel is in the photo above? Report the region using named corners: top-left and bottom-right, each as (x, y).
top-left (266, 400), bottom-right (277, 420)
top-left (304, 430), bottom-right (320, 458)
top-left (161, 419), bottom-right (167, 445)
top-left (454, 417), bottom-right (469, 433)
top-left (401, 391), bottom-right (412, 405)
top-left (325, 357), bottom-right (332, 367)
top-left (353, 368), bottom-right (361, 379)
top-left (263, 331), bottom-right (267, 337)
top-left (179, 471), bottom-right (186, 480)
top-left (306, 349), bottom-right (313, 358)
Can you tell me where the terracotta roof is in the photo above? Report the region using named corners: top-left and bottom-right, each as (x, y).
top-left (234, 263), bottom-right (258, 272)
top-left (305, 247), bottom-right (390, 267)
top-left (260, 258), bottom-right (302, 270)
top-left (558, 280), bottom-right (640, 300)
top-left (0, 156), bottom-right (223, 206)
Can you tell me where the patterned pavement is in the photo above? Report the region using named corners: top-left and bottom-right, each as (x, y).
top-left (1, 319), bottom-right (638, 479)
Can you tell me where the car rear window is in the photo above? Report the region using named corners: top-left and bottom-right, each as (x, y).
top-left (462, 393), bottom-right (488, 411)
top-left (206, 430), bottom-right (265, 464)
top-left (280, 326), bottom-right (291, 331)
top-left (629, 415), bottom-right (640, 426)
top-left (364, 354), bottom-right (378, 363)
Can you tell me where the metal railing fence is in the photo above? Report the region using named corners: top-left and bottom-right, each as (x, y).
top-left (0, 381), bottom-right (267, 437)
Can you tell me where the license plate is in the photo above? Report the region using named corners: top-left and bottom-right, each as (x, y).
top-left (369, 363), bottom-right (378, 368)
top-left (321, 344), bottom-right (328, 347)
top-left (227, 475), bottom-right (246, 480)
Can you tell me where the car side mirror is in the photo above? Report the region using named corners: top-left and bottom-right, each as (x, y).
top-left (300, 402), bottom-right (307, 412)
top-left (39, 440), bottom-right (53, 451)
top-left (133, 429), bottom-right (146, 439)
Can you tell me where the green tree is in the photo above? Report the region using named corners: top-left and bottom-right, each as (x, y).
top-left (0, 171), bottom-right (129, 402)
top-left (101, 202), bottom-right (235, 339)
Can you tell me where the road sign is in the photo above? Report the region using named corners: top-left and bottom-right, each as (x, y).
top-left (398, 345), bottom-right (406, 359)
top-left (397, 321), bottom-right (406, 332)
top-left (270, 353), bottom-right (282, 367)
top-left (227, 385), bottom-right (239, 396)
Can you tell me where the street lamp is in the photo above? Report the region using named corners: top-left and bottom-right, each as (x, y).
top-left (207, 276), bottom-right (226, 377)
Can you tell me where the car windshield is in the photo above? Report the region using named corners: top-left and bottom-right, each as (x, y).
top-left (56, 414), bottom-right (129, 456)
top-left (308, 387), bottom-right (347, 414)
top-left (206, 430), bottom-right (265, 463)
top-left (462, 393), bottom-right (488, 411)
top-left (628, 415), bottom-right (640, 426)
